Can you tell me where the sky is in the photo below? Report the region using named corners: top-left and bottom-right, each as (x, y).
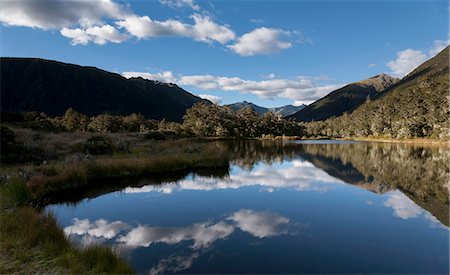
top-left (0, 0), bottom-right (448, 107)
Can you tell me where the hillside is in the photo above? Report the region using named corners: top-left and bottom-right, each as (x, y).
top-left (0, 58), bottom-right (207, 122)
top-left (227, 101), bottom-right (305, 116)
top-left (305, 46), bottom-right (449, 138)
top-left (289, 73), bottom-right (399, 122)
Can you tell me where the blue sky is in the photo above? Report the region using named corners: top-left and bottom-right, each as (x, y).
top-left (1, 0), bottom-right (448, 107)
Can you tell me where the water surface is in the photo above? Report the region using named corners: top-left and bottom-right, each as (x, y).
top-left (47, 141), bottom-right (449, 274)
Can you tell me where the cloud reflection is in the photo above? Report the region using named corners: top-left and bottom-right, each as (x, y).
top-left (64, 209), bottom-right (295, 249)
top-left (383, 191), bottom-right (447, 228)
top-left (123, 159), bottom-right (343, 195)
top-left (118, 221), bottom-right (234, 249)
top-left (229, 209), bottom-right (289, 238)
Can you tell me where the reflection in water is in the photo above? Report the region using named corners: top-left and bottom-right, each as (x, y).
top-left (64, 209), bottom-right (295, 274)
top-left (149, 251), bottom-right (200, 275)
top-left (48, 140), bottom-right (450, 274)
top-left (119, 221), bottom-right (234, 249)
top-left (124, 159), bottom-right (342, 194)
top-left (383, 191), bottom-right (446, 228)
top-left (64, 209), bottom-right (294, 253)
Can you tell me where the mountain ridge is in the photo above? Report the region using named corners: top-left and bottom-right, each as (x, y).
top-left (0, 57), bottom-right (208, 122)
top-left (288, 73), bottom-right (399, 122)
top-left (227, 101), bottom-right (305, 117)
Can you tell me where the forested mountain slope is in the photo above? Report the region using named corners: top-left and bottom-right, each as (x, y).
top-left (304, 46), bottom-right (449, 138)
top-left (0, 58), bottom-right (207, 122)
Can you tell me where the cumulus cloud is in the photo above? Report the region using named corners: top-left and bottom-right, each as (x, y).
top-left (198, 94), bottom-right (222, 104)
top-left (0, 0), bottom-right (128, 30)
top-left (386, 49), bottom-right (427, 77)
top-left (0, 0), bottom-right (237, 46)
top-left (159, 0), bottom-right (200, 11)
top-left (428, 39), bottom-right (449, 57)
top-left (386, 39), bottom-right (449, 77)
top-left (116, 14), bottom-right (235, 44)
top-left (122, 71), bottom-right (341, 104)
top-left (61, 24), bottom-right (128, 45)
top-left (228, 27), bottom-right (293, 56)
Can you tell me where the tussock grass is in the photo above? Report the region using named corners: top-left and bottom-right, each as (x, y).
top-left (28, 142), bottom-right (229, 202)
top-left (0, 207), bottom-right (133, 274)
top-left (0, 138), bottom-right (229, 274)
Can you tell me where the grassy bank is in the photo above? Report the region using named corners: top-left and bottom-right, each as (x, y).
top-left (0, 137), bottom-right (230, 274)
top-left (0, 206), bottom-right (133, 274)
top-left (338, 137), bottom-right (450, 147)
top-left (0, 177), bottom-right (133, 274)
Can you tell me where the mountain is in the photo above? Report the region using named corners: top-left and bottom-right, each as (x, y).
top-left (227, 101), bottom-right (305, 116)
top-left (227, 101), bottom-right (269, 115)
top-left (0, 58), bottom-right (208, 122)
top-left (306, 46), bottom-right (449, 138)
top-left (288, 73), bottom-right (399, 122)
top-left (269, 104), bottom-right (306, 116)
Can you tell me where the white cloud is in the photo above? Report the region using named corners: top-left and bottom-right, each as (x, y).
top-left (123, 71), bottom-right (341, 104)
top-left (386, 39), bottom-right (449, 77)
top-left (368, 63), bottom-right (377, 68)
top-left (0, 0), bottom-right (236, 46)
top-left (115, 14), bottom-right (235, 44)
top-left (386, 49), bottom-right (427, 77)
top-left (228, 27), bottom-right (293, 56)
top-left (61, 24), bottom-right (128, 45)
top-left (198, 94), bottom-right (222, 104)
top-left (159, 0), bottom-right (200, 11)
top-left (0, 0), bottom-right (128, 30)
top-left (228, 209), bottom-right (289, 238)
top-left (428, 39), bottom-right (449, 57)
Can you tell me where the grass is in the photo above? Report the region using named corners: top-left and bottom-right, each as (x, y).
top-left (0, 138), bottom-right (230, 274)
top-left (0, 207), bottom-right (133, 274)
top-left (28, 145), bottom-right (229, 203)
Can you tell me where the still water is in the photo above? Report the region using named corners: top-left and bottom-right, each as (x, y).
top-left (47, 141), bottom-right (449, 274)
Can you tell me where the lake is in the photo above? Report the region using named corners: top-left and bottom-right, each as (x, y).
top-left (47, 140), bottom-right (449, 274)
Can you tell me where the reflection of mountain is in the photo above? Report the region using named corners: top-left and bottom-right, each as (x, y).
top-left (297, 142), bottom-right (449, 226)
top-left (48, 140), bottom-right (449, 226)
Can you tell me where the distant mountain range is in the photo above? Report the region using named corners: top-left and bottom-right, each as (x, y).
top-left (0, 58), bottom-right (208, 122)
top-left (227, 101), bottom-right (306, 117)
top-left (288, 73), bottom-right (399, 122)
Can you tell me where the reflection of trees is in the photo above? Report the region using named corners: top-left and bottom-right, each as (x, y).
top-left (297, 143), bottom-right (449, 226)
top-left (224, 140), bottom-right (449, 226)
top-left (223, 140), bottom-right (303, 169)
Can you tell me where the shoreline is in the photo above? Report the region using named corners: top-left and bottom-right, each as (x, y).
top-left (340, 137), bottom-right (450, 146)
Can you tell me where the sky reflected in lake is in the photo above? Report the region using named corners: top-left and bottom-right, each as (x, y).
top-left (47, 141), bottom-right (449, 274)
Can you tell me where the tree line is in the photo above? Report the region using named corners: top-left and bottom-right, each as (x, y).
top-left (1, 103), bottom-right (305, 138)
